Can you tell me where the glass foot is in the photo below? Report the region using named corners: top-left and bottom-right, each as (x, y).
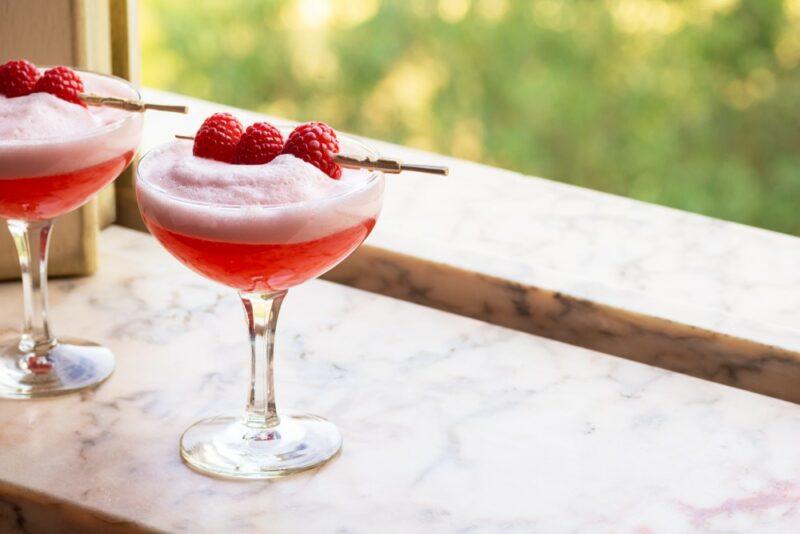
top-left (180, 413), bottom-right (343, 479)
top-left (0, 330), bottom-right (114, 399)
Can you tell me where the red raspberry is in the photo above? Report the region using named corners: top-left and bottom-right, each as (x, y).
top-left (282, 122), bottom-right (342, 179)
top-left (233, 122), bottom-right (284, 165)
top-left (34, 66), bottom-right (85, 106)
top-left (193, 113), bottom-right (244, 163)
top-left (0, 60), bottom-right (40, 97)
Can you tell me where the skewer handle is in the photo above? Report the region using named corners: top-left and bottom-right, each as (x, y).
top-left (333, 155), bottom-right (448, 176)
top-left (79, 93), bottom-right (188, 114)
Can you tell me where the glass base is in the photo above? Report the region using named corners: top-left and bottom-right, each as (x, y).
top-left (0, 330), bottom-right (114, 399)
top-left (180, 412), bottom-right (343, 479)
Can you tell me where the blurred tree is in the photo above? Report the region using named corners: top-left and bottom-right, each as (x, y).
top-left (141, 0), bottom-right (800, 234)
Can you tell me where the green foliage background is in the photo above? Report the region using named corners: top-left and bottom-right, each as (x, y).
top-left (141, 0), bottom-right (800, 234)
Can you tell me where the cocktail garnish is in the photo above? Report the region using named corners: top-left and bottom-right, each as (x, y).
top-left (0, 60), bottom-right (39, 97)
top-left (35, 66), bottom-right (86, 106)
top-left (175, 117), bottom-right (449, 176)
top-left (0, 59), bottom-right (188, 114)
top-left (234, 122), bottom-right (284, 165)
top-left (192, 113), bottom-right (243, 163)
top-left (282, 122), bottom-right (342, 179)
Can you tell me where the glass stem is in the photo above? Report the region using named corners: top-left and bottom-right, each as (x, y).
top-left (7, 219), bottom-right (56, 357)
top-left (240, 290), bottom-right (286, 428)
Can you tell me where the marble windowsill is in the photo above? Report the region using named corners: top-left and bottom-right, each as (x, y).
top-left (1, 226), bottom-right (800, 532)
top-left (116, 89), bottom-right (800, 404)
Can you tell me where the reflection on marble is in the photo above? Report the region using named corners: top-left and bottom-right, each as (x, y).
top-left (0, 227), bottom-right (799, 532)
top-left (131, 89), bottom-right (800, 405)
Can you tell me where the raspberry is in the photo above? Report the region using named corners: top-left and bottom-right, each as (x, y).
top-left (282, 121), bottom-right (342, 179)
top-left (193, 113), bottom-right (244, 163)
top-left (233, 122), bottom-right (284, 165)
top-left (0, 60), bottom-right (40, 97)
top-left (34, 66), bottom-right (85, 106)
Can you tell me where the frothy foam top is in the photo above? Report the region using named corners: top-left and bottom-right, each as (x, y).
top-left (142, 141), bottom-right (368, 206)
top-left (0, 71), bottom-right (142, 179)
top-left (137, 140), bottom-right (383, 244)
top-left (0, 72), bottom-right (128, 141)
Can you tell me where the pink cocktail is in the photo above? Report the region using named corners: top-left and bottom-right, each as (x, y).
top-left (0, 68), bottom-right (143, 397)
top-left (144, 216), bottom-right (375, 292)
top-left (136, 130), bottom-right (384, 478)
top-left (137, 139), bottom-right (383, 293)
top-left (0, 149), bottom-right (134, 220)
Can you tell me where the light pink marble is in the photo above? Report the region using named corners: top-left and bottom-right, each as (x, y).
top-left (0, 227), bottom-right (799, 532)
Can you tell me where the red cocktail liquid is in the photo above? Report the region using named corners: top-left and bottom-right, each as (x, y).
top-left (0, 150), bottom-right (134, 220)
top-left (144, 217), bottom-right (376, 292)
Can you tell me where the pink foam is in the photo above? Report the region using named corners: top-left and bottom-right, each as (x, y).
top-left (137, 140), bottom-right (384, 244)
top-left (0, 93), bottom-right (98, 140)
top-left (143, 141), bottom-right (368, 205)
top-left (0, 70), bottom-right (142, 178)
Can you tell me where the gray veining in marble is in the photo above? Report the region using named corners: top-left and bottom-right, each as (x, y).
top-left (0, 227), bottom-right (799, 532)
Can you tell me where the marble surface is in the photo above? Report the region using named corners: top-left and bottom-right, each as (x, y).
top-left (124, 89), bottom-right (800, 404)
top-left (0, 226), bottom-right (799, 532)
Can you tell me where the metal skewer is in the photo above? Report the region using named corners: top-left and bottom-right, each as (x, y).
top-left (173, 135), bottom-right (449, 175)
top-left (79, 93), bottom-right (188, 114)
top-left (333, 154), bottom-right (448, 176)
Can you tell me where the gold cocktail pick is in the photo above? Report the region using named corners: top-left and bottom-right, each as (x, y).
top-left (174, 135), bottom-right (449, 175)
top-left (333, 154), bottom-right (448, 176)
top-left (79, 93), bottom-right (188, 114)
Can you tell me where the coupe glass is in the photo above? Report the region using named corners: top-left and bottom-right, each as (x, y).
top-left (0, 69), bottom-right (143, 398)
top-left (136, 131), bottom-right (384, 478)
